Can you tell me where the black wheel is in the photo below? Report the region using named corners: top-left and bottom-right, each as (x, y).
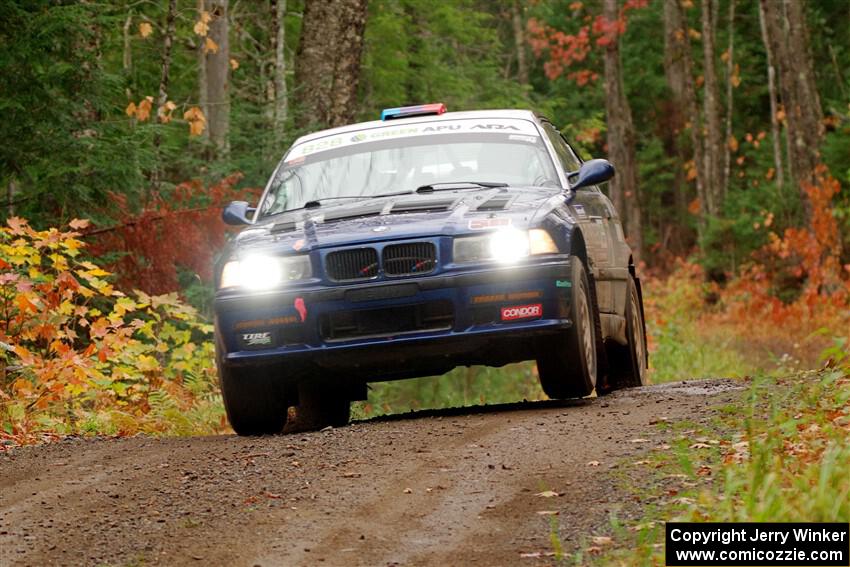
top-left (293, 381), bottom-right (351, 431)
top-left (536, 258), bottom-right (598, 398)
top-left (606, 276), bottom-right (648, 390)
top-left (218, 362), bottom-right (288, 436)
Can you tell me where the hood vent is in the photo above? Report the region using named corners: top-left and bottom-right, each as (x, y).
top-left (477, 196), bottom-right (512, 211)
top-left (391, 198), bottom-right (455, 213)
top-left (270, 220), bottom-right (297, 233)
top-left (322, 203), bottom-right (385, 223)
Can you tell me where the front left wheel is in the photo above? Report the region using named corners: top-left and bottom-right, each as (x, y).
top-left (219, 363), bottom-right (289, 436)
top-left (605, 276), bottom-right (648, 390)
top-left (536, 258), bottom-right (598, 399)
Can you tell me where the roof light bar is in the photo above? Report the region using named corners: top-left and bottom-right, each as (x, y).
top-left (381, 103), bottom-right (447, 121)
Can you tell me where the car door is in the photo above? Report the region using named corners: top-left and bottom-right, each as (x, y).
top-left (541, 122), bottom-right (619, 314)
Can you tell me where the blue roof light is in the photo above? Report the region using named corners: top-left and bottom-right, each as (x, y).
top-left (381, 103), bottom-right (447, 121)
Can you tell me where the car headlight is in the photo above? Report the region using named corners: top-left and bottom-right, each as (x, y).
top-left (219, 254), bottom-right (312, 290)
top-left (453, 229), bottom-right (558, 264)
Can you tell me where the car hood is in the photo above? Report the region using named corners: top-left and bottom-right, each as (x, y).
top-left (232, 187), bottom-right (565, 255)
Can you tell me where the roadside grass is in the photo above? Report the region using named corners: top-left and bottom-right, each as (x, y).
top-left (585, 365), bottom-right (850, 566)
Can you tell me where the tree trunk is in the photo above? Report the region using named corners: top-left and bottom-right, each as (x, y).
top-left (122, 10), bottom-right (132, 72)
top-left (757, 0), bottom-right (784, 193)
top-left (760, 0), bottom-right (823, 221)
top-left (663, 0), bottom-right (707, 238)
top-left (294, 0), bottom-right (369, 129)
top-left (151, 0), bottom-right (176, 196)
top-left (205, 0), bottom-right (230, 157)
top-left (198, 0), bottom-right (209, 141)
top-left (511, 0), bottom-right (529, 85)
top-left (700, 0), bottom-right (724, 216)
top-left (602, 0), bottom-right (641, 261)
top-left (722, 0), bottom-right (735, 200)
top-left (662, 0), bottom-right (693, 252)
top-left (272, 0), bottom-right (288, 148)
top-left (156, 0), bottom-right (176, 113)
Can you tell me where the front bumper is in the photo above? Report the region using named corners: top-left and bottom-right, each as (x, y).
top-left (214, 258), bottom-right (574, 373)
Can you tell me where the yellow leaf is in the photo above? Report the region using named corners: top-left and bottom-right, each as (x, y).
top-left (157, 100), bottom-right (178, 124)
top-left (229, 58), bottom-right (239, 70)
top-left (727, 135), bottom-right (739, 152)
top-left (183, 106), bottom-right (207, 136)
top-left (125, 102), bottom-right (137, 117)
top-left (137, 355), bottom-right (160, 373)
top-left (204, 37), bottom-right (219, 54)
top-left (139, 22), bottom-right (153, 39)
top-left (194, 11), bottom-right (211, 36)
top-left (136, 96), bottom-right (153, 122)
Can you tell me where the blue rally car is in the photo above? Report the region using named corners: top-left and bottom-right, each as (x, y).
top-left (215, 104), bottom-right (648, 435)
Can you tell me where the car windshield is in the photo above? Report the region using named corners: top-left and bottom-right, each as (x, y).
top-left (258, 128), bottom-right (559, 217)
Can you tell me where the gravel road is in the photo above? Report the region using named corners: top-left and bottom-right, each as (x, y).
top-left (0, 379), bottom-right (741, 567)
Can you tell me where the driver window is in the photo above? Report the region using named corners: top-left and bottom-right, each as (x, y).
top-left (543, 123), bottom-right (581, 173)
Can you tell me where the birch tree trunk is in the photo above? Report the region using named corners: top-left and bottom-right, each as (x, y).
top-left (197, 0), bottom-right (209, 141)
top-left (205, 0), bottom-right (230, 157)
top-left (272, 0), bottom-right (288, 148)
top-left (700, 0), bottom-right (724, 216)
top-left (602, 0), bottom-right (641, 261)
top-left (722, 0), bottom-right (735, 201)
top-left (757, 0), bottom-right (784, 193)
top-left (511, 0), bottom-right (529, 85)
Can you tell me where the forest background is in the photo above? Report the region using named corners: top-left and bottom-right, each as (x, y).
top-left (1, 0), bottom-right (849, 440)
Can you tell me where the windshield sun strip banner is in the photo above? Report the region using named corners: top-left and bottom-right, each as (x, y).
top-left (286, 118), bottom-right (542, 161)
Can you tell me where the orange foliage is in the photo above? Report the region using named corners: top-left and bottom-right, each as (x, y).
top-left (88, 174), bottom-right (259, 294)
top-left (1, 218), bottom-right (224, 445)
top-left (645, 168), bottom-right (849, 371)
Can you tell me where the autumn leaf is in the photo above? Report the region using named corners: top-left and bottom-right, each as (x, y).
top-left (157, 100), bottom-right (178, 124)
top-left (136, 96), bottom-right (153, 122)
top-left (138, 22), bottom-right (153, 39)
top-left (535, 490), bottom-right (560, 498)
top-left (727, 135), bottom-right (739, 152)
top-left (204, 37), bottom-right (219, 54)
top-left (194, 11), bottom-right (211, 36)
top-left (183, 106), bottom-right (206, 136)
top-left (69, 218), bottom-right (90, 230)
top-left (229, 58), bottom-right (239, 71)
top-left (125, 102), bottom-right (137, 118)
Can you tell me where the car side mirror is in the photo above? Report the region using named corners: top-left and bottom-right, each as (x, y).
top-left (222, 201), bottom-right (255, 225)
top-left (568, 159), bottom-right (615, 190)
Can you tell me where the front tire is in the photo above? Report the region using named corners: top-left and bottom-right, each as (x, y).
top-left (606, 276), bottom-right (648, 390)
top-left (536, 258), bottom-right (598, 399)
top-left (219, 363), bottom-right (289, 436)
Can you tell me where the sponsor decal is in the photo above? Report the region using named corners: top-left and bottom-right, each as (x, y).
top-left (573, 204), bottom-right (587, 218)
top-left (292, 238), bottom-right (305, 251)
top-left (555, 280), bottom-right (572, 288)
top-left (241, 332), bottom-right (272, 347)
top-left (500, 303), bottom-right (543, 321)
top-left (234, 315), bottom-right (299, 330)
top-left (468, 217), bottom-right (512, 230)
top-left (472, 290), bottom-right (542, 304)
top-left (469, 124), bottom-right (520, 131)
top-left (509, 134), bottom-right (537, 143)
top-left (287, 119), bottom-right (541, 159)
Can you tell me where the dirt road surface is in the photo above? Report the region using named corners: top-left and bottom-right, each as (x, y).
top-left (0, 380), bottom-right (741, 567)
